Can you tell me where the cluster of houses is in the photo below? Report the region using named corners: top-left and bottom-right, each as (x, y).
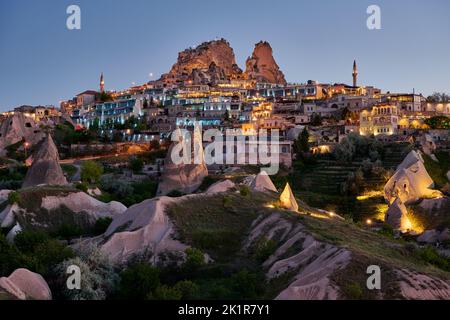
top-left (3, 61), bottom-right (450, 168)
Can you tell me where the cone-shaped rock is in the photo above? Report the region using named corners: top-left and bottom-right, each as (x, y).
top-left (22, 134), bottom-right (68, 188)
top-left (250, 171), bottom-right (277, 193)
top-left (385, 197), bottom-right (412, 231)
top-left (279, 183), bottom-right (299, 211)
top-left (157, 128), bottom-right (208, 196)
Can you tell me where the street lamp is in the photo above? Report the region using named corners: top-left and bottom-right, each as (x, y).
top-left (24, 141), bottom-right (30, 159)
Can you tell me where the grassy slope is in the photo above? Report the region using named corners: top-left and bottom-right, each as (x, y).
top-left (166, 191), bottom-right (450, 299)
top-left (423, 152), bottom-right (450, 189)
top-left (14, 186), bottom-right (95, 237)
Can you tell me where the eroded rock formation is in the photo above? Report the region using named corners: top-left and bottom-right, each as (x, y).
top-left (0, 268), bottom-right (52, 300)
top-left (244, 41), bottom-right (287, 85)
top-left (22, 134), bottom-right (68, 188)
top-left (157, 128), bottom-right (208, 196)
top-left (0, 113), bottom-right (44, 155)
top-left (159, 39), bottom-right (243, 85)
top-left (249, 171), bottom-right (278, 193)
top-left (384, 150), bottom-right (436, 204)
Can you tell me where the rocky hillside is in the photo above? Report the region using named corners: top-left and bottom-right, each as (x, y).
top-left (84, 176), bottom-right (450, 300)
top-left (244, 41), bottom-right (286, 85)
top-left (159, 39), bottom-right (243, 85)
top-left (158, 39), bottom-right (287, 86)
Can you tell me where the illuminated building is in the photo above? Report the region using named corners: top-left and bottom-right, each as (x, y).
top-left (360, 104), bottom-right (399, 136)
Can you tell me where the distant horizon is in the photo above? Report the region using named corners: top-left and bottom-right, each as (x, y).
top-left (1, 0), bottom-right (450, 111)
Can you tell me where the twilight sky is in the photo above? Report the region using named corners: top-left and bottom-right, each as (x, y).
top-left (0, 0), bottom-right (449, 111)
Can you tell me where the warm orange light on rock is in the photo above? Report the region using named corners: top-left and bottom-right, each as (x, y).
top-left (279, 183), bottom-right (299, 212)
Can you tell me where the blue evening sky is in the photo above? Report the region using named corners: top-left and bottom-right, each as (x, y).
top-left (0, 0), bottom-right (449, 111)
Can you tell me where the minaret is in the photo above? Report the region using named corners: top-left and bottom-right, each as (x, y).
top-left (100, 73), bottom-right (105, 93)
top-left (352, 60), bottom-right (358, 87)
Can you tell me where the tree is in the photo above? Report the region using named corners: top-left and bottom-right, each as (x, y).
top-left (118, 263), bottom-right (160, 300)
top-left (143, 98), bottom-right (149, 109)
top-left (311, 113), bottom-right (322, 126)
top-left (80, 161), bottom-right (104, 184)
top-left (427, 92), bottom-right (450, 103)
top-left (424, 116), bottom-right (450, 129)
top-left (224, 109), bottom-right (230, 122)
top-left (98, 92), bottom-right (114, 102)
top-left (129, 157), bottom-right (144, 173)
top-left (14, 231), bottom-right (74, 276)
top-left (150, 139), bottom-right (160, 150)
top-left (293, 127), bottom-right (310, 160)
top-left (54, 244), bottom-right (118, 300)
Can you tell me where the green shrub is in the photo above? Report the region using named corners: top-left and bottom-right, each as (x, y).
top-left (222, 196), bottom-right (232, 208)
top-left (118, 263), bottom-right (160, 300)
top-left (0, 233), bottom-right (23, 275)
top-left (80, 161), bottom-right (103, 184)
top-left (239, 186), bottom-right (250, 197)
top-left (342, 282), bottom-right (364, 300)
top-left (173, 280), bottom-right (199, 300)
top-left (416, 246), bottom-right (450, 271)
top-left (167, 190), bottom-right (184, 198)
top-left (75, 182), bottom-right (88, 192)
top-left (129, 157), bottom-right (144, 173)
top-left (184, 248), bottom-right (205, 271)
top-left (52, 223), bottom-right (84, 239)
top-left (8, 191), bottom-right (20, 204)
top-left (14, 231), bottom-right (74, 276)
top-left (254, 238), bottom-right (278, 263)
top-left (152, 285), bottom-right (182, 300)
top-left (229, 270), bottom-right (265, 299)
top-left (61, 164), bottom-right (77, 178)
top-left (93, 217), bottom-right (113, 235)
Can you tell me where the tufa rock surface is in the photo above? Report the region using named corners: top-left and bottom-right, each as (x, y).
top-left (0, 268), bottom-right (52, 300)
top-left (0, 113), bottom-right (44, 155)
top-left (22, 134), bottom-right (68, 188)
top-left (159, 39), bottom-right (243, 86)
top-left (244, 41), bottom-right (287, 85)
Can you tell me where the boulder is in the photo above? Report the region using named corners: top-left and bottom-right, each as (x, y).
top-left (250, 171), bottom-right (277, 193)
top-left (439, 228), bottom-right (450, 243)
top-left (0, 204), bottom-right (19, 228)
top-left (22, 133), bottom-right (68, 188)
top-left (0, 189), bottom-right (12, 203)
top-left (0, 269), bottom-right (51, 300)
top-left (6, 223), bottom-right (22, 242)
top-left (417, 230), bottom-right (439, 244)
